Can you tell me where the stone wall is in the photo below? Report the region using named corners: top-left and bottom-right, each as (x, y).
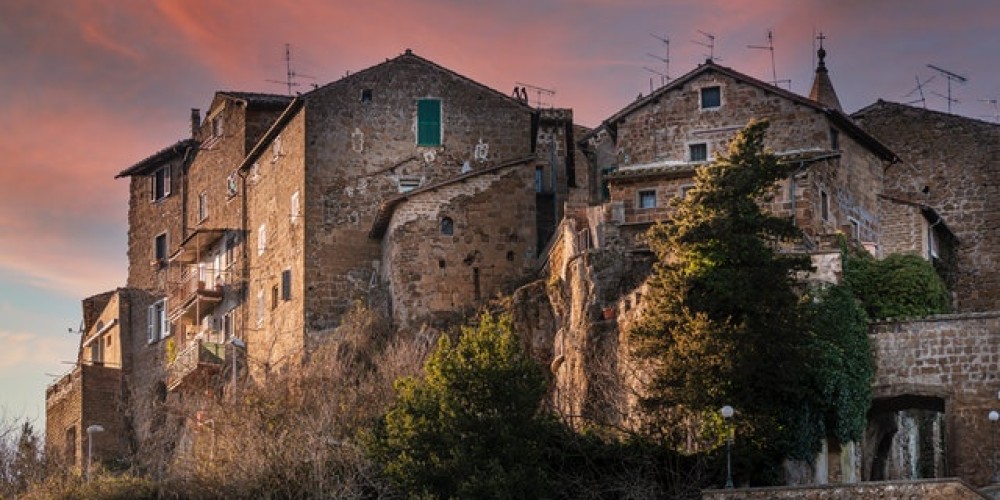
top-left (702, 478), bottom-right (987, 499)
top-left (854, 101), bottom-right (1000, 312)
top-left (870, 312), bottom-right (1000, 485)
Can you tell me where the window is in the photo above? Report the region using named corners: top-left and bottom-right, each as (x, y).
top-left (679, 184), bottom-right (695, 199)
top-left (927, 222), bottom-right (939, 260)
top-left (147, 299), bottom-right (168, 343)
top-left (441, 217), bottom-right (454, 236)
top-left (849, 218), bottom-right (860, 240)
top-left (222, 309), bottom-right (234, 339)
top-left (281, 269), bottom-right (292, 300)
top-left (65, 427), bottom-right (76, 464)
top-left (689, 143), bottom-right (708, 162)
top-left (91, 337), bottom-right (103, 364)
top-left (154, 232), bottom-right (168, 264)
top-left (256, 289), bottom-right (265, 326)
top-left (271, 135), bottom-right (283, 163)
top-left (361, 89), bottom-right (373, 103)
top-left (151, 166), bottom-right (171, 201)
top-left (820, 189), bottom-right (830, 221)
top-left (398, 177), bottom-right (421, 193)
top-left (417, 98), bottom-right (442, 146)
top-left (226, 173), bottom-right (238, 198)
top-left (290, 191), bottom-right (300, 222)
top-left (211, 116), bottom-right (223, 138)
top-left (225, 235), bottom-right (236, 269)
top-left (535, 167), bottom-right (544, 193)
top-left (198, 192), bottom-right (208, 222)
top-left (271, 284), bottom-right (279, 310)
top-left (830, 127), bottom-right (840, 150)
top-left (700, 86), bottom-right (721, 109)
top-left (257, 224), bottom-right (266, 255)
top-left (638, 190), bottom-right (657, 209)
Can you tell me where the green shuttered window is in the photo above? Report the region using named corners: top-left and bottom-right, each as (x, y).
top-left (417, 98), bottom-right (441, 146)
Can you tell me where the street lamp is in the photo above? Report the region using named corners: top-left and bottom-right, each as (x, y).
top-left (990, 410), bottom-right (999, 483)
top-left (721, 405), bottom-right (734, 489)
top-left (86, 424), bottom-right (105, 482)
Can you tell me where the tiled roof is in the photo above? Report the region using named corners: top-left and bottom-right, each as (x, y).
top-left (217, 91), bottom-right (294, 109)
top-left (115, 139), bottom-right (197, 178)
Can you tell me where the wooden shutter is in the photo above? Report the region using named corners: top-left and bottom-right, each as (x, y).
top-left (417, 99), bottom-right (441, 146)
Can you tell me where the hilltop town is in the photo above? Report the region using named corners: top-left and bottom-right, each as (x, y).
top-left (41, 43), bottom-right (1000, 497)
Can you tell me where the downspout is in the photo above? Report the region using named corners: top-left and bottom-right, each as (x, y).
top-left (237, 165), bottom-right (249, 388)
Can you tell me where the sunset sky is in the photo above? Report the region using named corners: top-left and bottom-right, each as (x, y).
top-left (2, 0), bottom-right (998, 430)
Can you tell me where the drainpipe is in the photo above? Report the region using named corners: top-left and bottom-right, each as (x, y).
top-left (236, 166), bottom-right (250, 392)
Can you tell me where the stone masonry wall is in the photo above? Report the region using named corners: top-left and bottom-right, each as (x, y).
top-left (383, 165), bottom-right (537, 328)
top-left (302, 52), bottom-right (535, 335)
top-left (126, 151), bottom-right (190, 294)
top-left (702, 478), bottom-right (987, 500)
top-left (855, 101), bottom-right (1000, 312)
top-left (871, 312), bottom-right (1000, 486)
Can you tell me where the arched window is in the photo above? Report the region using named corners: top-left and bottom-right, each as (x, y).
top-left (441, 217), bottom-right (454, 236)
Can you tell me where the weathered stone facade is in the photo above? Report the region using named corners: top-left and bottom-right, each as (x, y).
top-left (702, 478), bottom-right (988, 499)
top-left (854, 101), bottom-right (1000, 312)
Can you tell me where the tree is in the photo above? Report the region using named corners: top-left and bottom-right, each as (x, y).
top-left (843, 250), bottom-right (951, 320)
top-left (369, 312), bottom-right (551, 498)
top-left (631, 120), bottom-right (821, 482)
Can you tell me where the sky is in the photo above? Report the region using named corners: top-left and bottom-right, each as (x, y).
top-left (1, 0), bottom-right (998, 432)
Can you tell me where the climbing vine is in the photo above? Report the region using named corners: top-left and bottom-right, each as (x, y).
top-left (842, 245), bottom-right (951, 320)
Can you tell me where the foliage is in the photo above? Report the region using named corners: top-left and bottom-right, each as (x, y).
top-left (631, 120), bottom-right (858, 483)
top-left (803, 283), bottom-right (873, 444)
top-left (0, 419), bottom-right (46, 497)
top-left (843, 250), bottom-right (951, 320)
top-left (369, 312), bottom-right (554, 498)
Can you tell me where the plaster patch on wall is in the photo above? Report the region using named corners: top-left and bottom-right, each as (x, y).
top-left (474, 138), bottom-right (489, 161)
top-left (351, 127), bottom-right (364, 153)
top-left (423, 150), bottom-right (437, 163)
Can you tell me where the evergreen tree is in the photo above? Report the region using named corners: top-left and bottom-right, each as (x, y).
top-left (369, 313), bottom-right (551, 498)
top-left (632, 120), bottom-right (819, 482)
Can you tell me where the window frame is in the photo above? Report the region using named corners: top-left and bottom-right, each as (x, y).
top-left (150, 165), bottom-right (171, 202)
top-left (154, 232), bottom-right (168, 264)
top-left (441, 217), bottom-right (454, 236)
top-left (197, 191), bottom-right (208, 222)
top-left (688, 142), bottom-right (709, 162)
top-left (147, 299), bottom-right (168, 344)
top-left (820, 189), bottom-right (831, 221)
top-left (290, 191), bottom-right (300, 222)
top-left (638, 189), bottom-right (657, 209)
top-left (281, 269), bottom-right (292, 300)
top-left (700, 86), bottom-right (722, 110)
top-left (257, 224), bottom-right (267, 256)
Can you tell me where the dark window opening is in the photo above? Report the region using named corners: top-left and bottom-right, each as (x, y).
top-left (830, 127), bottom-right (840, 150)
top-left (361, 89), bottom-right (373, 103)
top-left (506, 251), bottom-right (515, 261)
top-left (701, 86), bottom-right (721, 109)
top-left (151, 166), bottom-right (171, 201)
top-left (439, 259), bottom-right (446, 269)
top-left (535, 166), bottom-right (545, 193)
top-left (154, 233), bottom-right (168, 263)
top-left (281, 270), bottom-right (291, 300)
top-left (689, 143), bottom-right (708, 162)
top-left (441, 217), bottom-right (454, 235)
top-left (271, 284), bottom-right (279, 310)
top-left (473, 267), bottom-right (481, 301)
top-left (639, 190), bottom-right (657, 209)
top-left (821, 190), bottom-right (830, 221)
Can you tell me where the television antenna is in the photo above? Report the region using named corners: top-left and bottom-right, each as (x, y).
top-left (514, 81), bottom-right (555, 108)
top-left (649, 33), bottom-right (670, 82)
top-left (642, 67), bottom-right (667, 93)
top-left (926, 64), bottom-right (967, 114)
top-left (903, 75), bottom-right (935, 108)
top-left (692, 30), bottom-right (719, 61)
top-left (747, 29), bottom-right (790, 89)
top-left (267, 43), bottom-right (316, 95)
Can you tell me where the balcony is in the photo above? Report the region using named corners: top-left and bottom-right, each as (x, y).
top-left (169, 267), bottom-right (224, 323)
top-left (167, 339), bottom-right (226, 391)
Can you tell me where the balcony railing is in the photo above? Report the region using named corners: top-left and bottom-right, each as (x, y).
top-left (169, 266), bottom-right (224, 322)
top-left (166, 339), bottom-right (226, 391)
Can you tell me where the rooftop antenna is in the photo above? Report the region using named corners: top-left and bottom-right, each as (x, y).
top-left (979, 98), bottom-right (1000, 122)
top-left (747, 29), bottom-right (790, 88)
top-left (267, 43), bottom-right (315, 95)
top-left (926, 64), bottom-right (968, 114)
top-left (692, 30), bottom-right (719, 61)
top-left (903, 75), bottom-right (935, 108)
top-left (649, 33), bottom-right (671, 81)
top-left (514, 81), bottom-right (555, 108)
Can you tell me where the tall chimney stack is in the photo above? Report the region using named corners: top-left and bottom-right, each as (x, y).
top-left (190, 108), bottom-right (201, 138)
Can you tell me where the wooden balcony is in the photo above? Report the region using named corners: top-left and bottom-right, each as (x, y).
top-left (169, 268), bottom-right (224, 323)
top-left (166, 339), bottom-right (226, 391)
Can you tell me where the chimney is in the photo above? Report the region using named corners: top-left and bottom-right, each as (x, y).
top-left (190, 108), bottom-right (201, 138)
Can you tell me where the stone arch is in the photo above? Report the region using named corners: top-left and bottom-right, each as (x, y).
top-left (864, 385), bottom-right (950, 482)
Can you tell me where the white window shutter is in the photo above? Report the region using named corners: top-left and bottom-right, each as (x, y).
top-left (164, 166), bottom-right (172, 196)
top-left (147, 304), bottom-right (155, 343)
top-left (160, 300), bottom-right (169, 339)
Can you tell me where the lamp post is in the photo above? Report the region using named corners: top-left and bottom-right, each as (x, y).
top-left (990, 410), bottom-right (999, 483)
top-left (86, 424), bottom-right (105, 482)
top-left (721, 405), bottom-right (734, 489)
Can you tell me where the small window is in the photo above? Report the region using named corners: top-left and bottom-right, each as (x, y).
top-left (689, 143), bottom-right (708, 162)
top-left (271, 136), bottom-right (283, 163)
top-left (257, 224), bottom-right (267, 255)
top-left (535, 167), bottom-right (545, 193)
top-left (281, 269), bottom-right (292, 300)
top-left (638, 190), bottom-right (657, 209)
top-left (154, 233), bottom-right (168, 263)
top-left (211, 116), bottom-right (223, 138)
top-left (151, 166), bottom-right (171, 201)
top-left (830, 127), bottom-right (840, 150)
top-left (226, 173), bottom-right (238, 198)
top-left (821, 190), bottom-right (830, 221)
top-left (417, 98), bottom-right (442, 146)
top-left (679, 185), bottom-right (695, 199)
top-left (222, 310), bottom-right (234, 338)
top-left (700, 86), bottom-right (721, 109)
top-left (849, 218), bottom-right (860, 240)
top-left (198, 192), bottom-right (208, 222)
top-left (271, 284), bottom-right (279, 310)
top-left (441, 217), bottom-right (454, 235)
top-left (147, 299), bottom-right (168, 343)
top-left (361, 89), bottom-right (373, 103)
top-left (290, 191), bottom-right (300, 222)
top-left (398, 177), bottom-right (421, 193)
top-left (927, 222), bottom-right (939, 260)
top-left (256, 289), bottom-right (265, 325)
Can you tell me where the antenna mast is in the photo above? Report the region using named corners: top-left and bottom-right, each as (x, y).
top-left (903, 75), bottom-right (935, 108)
top-left (649, 33), bottom-right (670, 82)
top-left (514, 81), bottom-right (556, 108)
top-left (692, 30), bottom-right (718, 61)
top-left (267, 43), bottom-right (315, 95)
top-left (926, 64), bottom-right (968, 114)
top-left (747, 29), bottom-right (790, 88)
